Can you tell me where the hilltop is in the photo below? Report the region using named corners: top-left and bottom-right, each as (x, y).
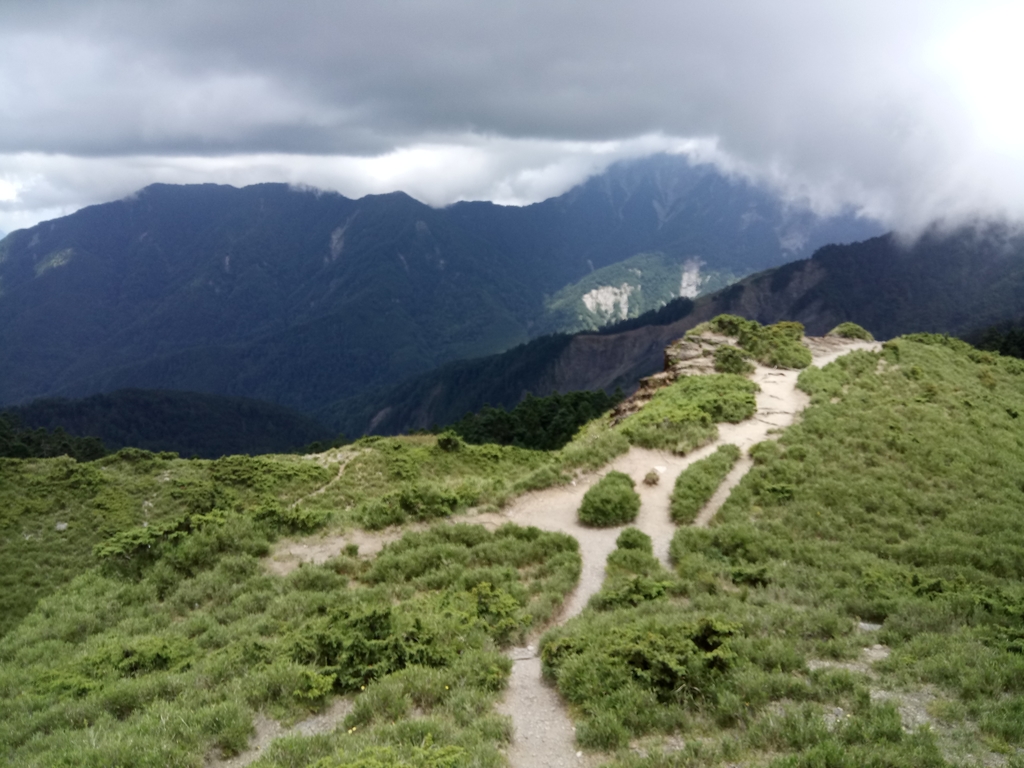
top-left (2, 318), bottom-right (1023, 767)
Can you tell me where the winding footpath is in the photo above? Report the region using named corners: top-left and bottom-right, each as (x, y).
top-left (486, 336), bottom-right (880, 768)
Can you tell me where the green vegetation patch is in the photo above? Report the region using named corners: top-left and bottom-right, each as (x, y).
top-left (0, 522), bottom-right (579, 767)
top-left (619, 374), bottom-right (758, 454)
top-left (300, 435), bottom-right (555, 528)
top-left (828, 321), bottom-right (874, 341)
top-left (670, 444), bottom-right (742, 524)
top-left (547, 335), bottom-right (1024, 765)
top-left (712, 345), bottom-right (754, 375)
top-left (578, 471), bottom-right (641, 527)
top-left (696, 315), bottom-right (812, 369)
top-left (0, 449), bottom-right (333, 638)
top-left (542, 608), bottom-right (736, 750)
top-left (587, 529), bottom-right (677, 613)
top-left (449, 389), bottom-right (621, 451)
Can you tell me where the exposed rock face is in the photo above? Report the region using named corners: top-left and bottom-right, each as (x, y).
top-left (610, 331), bottom-right (730, 424)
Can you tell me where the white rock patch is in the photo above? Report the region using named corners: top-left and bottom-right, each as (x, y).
top-left (679, 258), bottom-right (703, 298)
top-left (581, 283), bottom-right (633, 321)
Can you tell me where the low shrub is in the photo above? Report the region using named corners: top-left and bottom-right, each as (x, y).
top-left (619, 374), bottom-right (758, 454)
top-left (670, 444), bottom-right (742, 524)
top-left (616, 528), bottom-right (653, 554)
top-left (714, 345), bottom-right (755, 375)
top-left (702, 315), bottom-right (812, 369)
top-left (357, 482), bottom-right (461, 530)
top-left (590, 530), bottom-right (675, 612)
top-left (541, 613), bottom-right (737, 747)
top-left (828, 322), bottom-right (874, 341)
top-left (579, 471), bottom-right (640, 527)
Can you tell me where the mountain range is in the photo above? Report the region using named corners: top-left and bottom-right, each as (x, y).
top-left (334, 223), bottom-right (1024, 436)
top-left (0, 154), bottom-right (879, 419)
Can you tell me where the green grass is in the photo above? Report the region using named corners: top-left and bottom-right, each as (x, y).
top-left (618, 374), bottom-right (758, 454)
top-left (693, 315), bottom-right (813, 369)
top-left (0, 450), bottom-right (334, 638)
top-left (0, 522), bottom-right (579, 767)
top-left (10, 323), bottom-right (1024, 765)
top-left (288, 434), bottom-right (557, 526)
top-left (543, 334), bottom-right (1024, 765)
top-left (669, 444), bottom-right (742, 524)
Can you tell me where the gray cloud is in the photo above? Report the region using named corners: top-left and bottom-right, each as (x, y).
top-left (1, 0), bottom-right (1022, 233)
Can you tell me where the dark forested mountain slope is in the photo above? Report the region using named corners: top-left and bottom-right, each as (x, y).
top-left (449, 155), bottom-right (878, 291)
top-left (5, 389), bottom-right (331, 458)
top-left (0, 184), bottom-right (531, 411)
top-left (0, 155), bottom-right (878, 412)
top-left (331, 222), bottom-right (1024, 436)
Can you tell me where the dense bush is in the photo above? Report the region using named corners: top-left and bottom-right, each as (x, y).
top-left (670, 444), bottom-right (742, 524)
top-left (698, 315), bottom-right (812, 369)
top-left (828, 321), bottom-right (874, 341)
top-left (713, 345), bottom-right (755, 375)
top-left (358, 483), bottom-right (461, 530)
top-left (589, 529), bottom-right (675, 613)
top-left (541, 613), bottom-right (736, 749)
top-left (449, 389), bottom-right (621, 451)
top-left (578, 471), bottom-right (641, 527)
top-left (616, 527), bottom-right (653, 554)
top-left (0, 522), bottom-right (580, 766)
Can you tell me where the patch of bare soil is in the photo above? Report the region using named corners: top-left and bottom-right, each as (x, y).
top-left (266, 527), bottom-right (411, 576)
top-left (208, 698), bottom-right (353, 768)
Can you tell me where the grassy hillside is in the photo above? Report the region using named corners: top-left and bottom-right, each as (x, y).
top-left (542, 335), bottom-right (1024, 765)
top-left (4, 327), bottom-right (1024, 766)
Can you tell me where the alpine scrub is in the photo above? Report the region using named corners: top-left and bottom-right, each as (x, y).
top-left (618, 374), bottom-right (758, 454)
top-left (0, 522), bottom-right (580, 768)
top-left (670, 444), bottom-right (742, 524)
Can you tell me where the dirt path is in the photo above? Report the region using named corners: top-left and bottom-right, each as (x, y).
top-left (492, 337), bottom-right (879, 768)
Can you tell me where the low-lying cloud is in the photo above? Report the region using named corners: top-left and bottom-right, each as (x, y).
top-left (1, 0), bottom-right (1023, 235)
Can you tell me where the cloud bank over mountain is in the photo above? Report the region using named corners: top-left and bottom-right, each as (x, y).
top-left (1, 0), bottom-right (1022, 233)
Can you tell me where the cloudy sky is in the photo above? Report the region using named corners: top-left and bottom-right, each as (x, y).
top-left (1, 0), bottom-right (1023, 236)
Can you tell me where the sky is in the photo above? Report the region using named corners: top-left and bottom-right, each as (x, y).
top-left (1, 0), bottom-right (1023, 236)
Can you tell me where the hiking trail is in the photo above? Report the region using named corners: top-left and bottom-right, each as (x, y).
top-left (244, 336), bottom-right (878, 767)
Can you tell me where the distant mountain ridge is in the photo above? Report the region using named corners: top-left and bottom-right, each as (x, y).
top-left (5, 389), bottom-right (331, 458)
top-left (0, 154), bottom-right (880, 413)
top-left (330, 223), bottom-right (1024, 436)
